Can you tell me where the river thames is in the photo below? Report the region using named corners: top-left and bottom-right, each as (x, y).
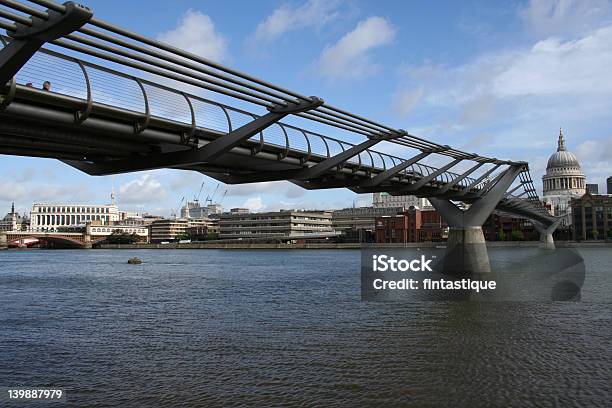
top-left (0, 248), bottom-right (610, 407)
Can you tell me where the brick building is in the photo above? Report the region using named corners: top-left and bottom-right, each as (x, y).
top-left (571, 193), bottom-right (612, 240)
top-left (375, 207), bottom-right (447, 243)
top-left (482, 214), bottom-right (537, 241)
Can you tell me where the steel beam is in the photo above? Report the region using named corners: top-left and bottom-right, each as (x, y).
top-left (396, 158), bottom-right (463, 193)
top-left (357, 150), bottom-right (434, 189)
top-left (0, 2), bottom-right (92, 85)
top-left (290, 135), bottom-right (395, 180)
top-left (452, 163), bottom-right (502, 197)
top-left (434, 162), bottom-right (485, 195)
top-left (61, 97), bottom-right (323, 175)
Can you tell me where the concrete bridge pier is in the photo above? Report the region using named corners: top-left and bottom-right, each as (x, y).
top-left (534, 219), bottom-right (563, 250)
top-left (83, 222), bottom-right (92, 249)
top-left (429, 164), bottom-right (524, 277)
top-left (0, 232), bottom-right (7, 250)
top-left (444, 226), bottom-right (491, 274)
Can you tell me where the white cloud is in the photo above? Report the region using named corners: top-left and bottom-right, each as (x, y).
top-left (317, 16), bottom-right (396, 80)
top-left (157, 10), bottom-right (228, 62)
top-left (492, 28), bottom-right (612, 97)
top-left (119, 174), bottom-right (167, 205)
top-left (253, 0), bottom-right (342, 42)
top-left (519, 0), bottom-right (612, 37)
top-left (242, 196), bottom-right (265, 212)
top-left (393, 87), bottom-right (424, 117)
top-left (0, 180), bottom-right (27, 201)
top-left (575, 137), bottom-right (612, 189)
top-left (394, 23), bottom-right (612, 141)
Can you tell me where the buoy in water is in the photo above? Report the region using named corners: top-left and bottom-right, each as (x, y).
top-left (127, 257), bottom-right (143, 264)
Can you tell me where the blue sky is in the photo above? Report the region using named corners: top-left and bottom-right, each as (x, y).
top-left (2, 0), bottom-right (611, 216)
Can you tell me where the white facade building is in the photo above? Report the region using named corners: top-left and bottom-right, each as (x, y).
top-left (30, 203), bottom-right (120, 232)
top-left (181, 201), bottom-right (223, 219)
top-left (89, 224), bottom-right (149, 240)
top-left (373, 192), bottom-right (431, 209)
top-left (542, 129), bottom-right (586, 226)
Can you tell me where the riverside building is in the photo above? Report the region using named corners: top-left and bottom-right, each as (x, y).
top-left (332, 206), bottom-right (404, 242)
top-left (150, 218), bottom-right (220, 242)
top-left (29, 203), bottom-right (120, 232)
top-left (89, 223), bottom-right (149, 241)
top-left (180, 201), bottom-right (222, 219)
top-left (571, 193), bottom-right (612, 240)
top-left (150, 219), bottom-right (189, 243)
top-left (0, 203), bottom-right (29, 232)
top-left (373, 192), bottom-right (431, 209)
top-left (375, 207), bottom-right (448, 243)
top-left (219, 210), bottom-right (333, 240)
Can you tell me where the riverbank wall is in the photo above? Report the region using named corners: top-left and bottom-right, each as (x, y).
top-left (97, 241), bottom-right (612, 250)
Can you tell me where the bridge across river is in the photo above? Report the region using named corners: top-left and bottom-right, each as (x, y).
top-left (0, 0), bottom-right (561, 273)
top-left (2, 227), bottom-right (96, 248)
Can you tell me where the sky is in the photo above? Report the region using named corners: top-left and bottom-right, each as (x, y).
top-left (1, 0), bottom-right (611, 217)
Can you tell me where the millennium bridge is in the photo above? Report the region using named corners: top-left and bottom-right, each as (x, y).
top-left (0, 0), bottom-right (561, 274)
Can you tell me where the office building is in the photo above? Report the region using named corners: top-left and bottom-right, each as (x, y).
top-left (482, 214), bottom-right (536, 241)
top-left (373, 192), bottom-right (430, 209)
top-left (586, 184), bottom-right (599, 194)
top-left (150, 219), bottom-right (189, 243)
top-left (181, 201), bottom-right (222, 219)
top-left (30, 203), bottom-right (120, 232)
top-left (332, 206), bottom-right (404, 242)
top-left (89, 224), bottom-right (149, 241)
top-left (375, 207), bottom-right (448, 243)
top-left (571, 193), bottom-right (612, 240)
top-left (219, 210), bottom-right (333, 240)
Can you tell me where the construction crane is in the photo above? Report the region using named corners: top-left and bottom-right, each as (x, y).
top-left (194, 180), bottom-right (206, 204)
top-left (219, 189), bottom-right (228, 205)
top-left (206, 183), bottom-right (220, 205)
top-left (172, 196), bottom-right (185, 219)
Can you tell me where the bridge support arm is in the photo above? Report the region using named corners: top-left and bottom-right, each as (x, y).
top-left (292, 137), bottom-right (383, 180)
top-left (358, 150), bottom-right (434, 189)
top-left (0, 2), bottom-right (93, 86)
top-left (533, 218), bottom-right (563, 250)
top-left (428, 164), bottom-right (524, 276)
top-left (63, 97), bottom-right (324, 175)
top-left (398, 158), bottom-right (463, 193)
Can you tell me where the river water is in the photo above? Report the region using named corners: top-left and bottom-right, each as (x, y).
top-left (0, 248), bottom-right (610, 407)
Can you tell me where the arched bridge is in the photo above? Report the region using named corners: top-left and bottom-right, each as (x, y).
top-left (0, 0), bottom-right (560, 272)
top-left (4, 230), bottom-right (103, 248)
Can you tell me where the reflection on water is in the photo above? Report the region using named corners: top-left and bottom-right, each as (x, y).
top-left (0, 248), bottom-right (610, 407)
